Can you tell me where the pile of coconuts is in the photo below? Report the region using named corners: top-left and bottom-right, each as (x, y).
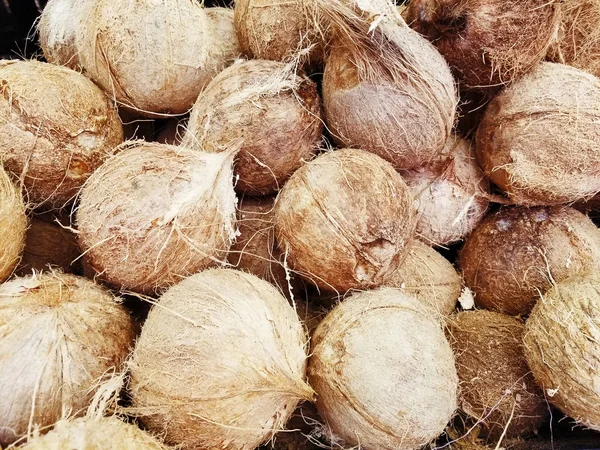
top-left (1, 0), bottom-right (600, 448)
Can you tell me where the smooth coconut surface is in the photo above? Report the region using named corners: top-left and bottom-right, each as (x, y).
top-left (309, 287), bottom-right (458, 450)
top-left (448, 310), bottom-right (548, 441)
top-left (274, 148), bottom-right (416, 293)
top-left (0, 60), bottom-right (123, 209)
top-left (182, 59), bottom-right (322, 196)
top-left (77, 141), bottom-right (237, 295)
top-left (476, 62), bottom-right (600, 206)
top-left (406, 0), bottom-right (559, 90)
top-left (524, 272), bottom-right (600, 431)
top-left (205, 7), bottom-right (242, 74)
top-left (0, 272), bottom-right (134, 447)
top-left (460, 206), bottom-right (600, 316)
top-left (129, 268), bottom-right (313, 450)
top-left (0, 166), bottom-right (27, 282)
top-left (402, 136), bottom-right (490, 246)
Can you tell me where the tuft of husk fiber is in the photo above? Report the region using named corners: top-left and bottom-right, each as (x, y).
top-left (448, 310), bottom-right (548, 442)
top-left (77, 141), bottom-right (237, 295)
top-left (182, 59), bottom-right (323, 196)
top-left (0, 272), bottom-right (134, 447)
top-left (476, 62), bottom-right (600, 206)
top-left (128, 268), bottom-right (314, 450)
top-left (524, 271), bottom-right (600, 431)
top-left (274, 148), bottom-right (416, 293)
top-left (460, 206), bottom-right (600, 316)
top-left (0, 166), bottom-right (27, 282)
top-left (0, 59), bottom-right (123, 209)
top-left (308, 287), bottom-right (458, 450)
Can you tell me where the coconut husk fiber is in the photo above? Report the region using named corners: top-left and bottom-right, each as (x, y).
top-left (0, 165), bottom-right (27, 282)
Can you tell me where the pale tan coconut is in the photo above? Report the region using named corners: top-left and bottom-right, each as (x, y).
top-left (274, 148), bottom-right (416, 293)
top-left (0, 272), bottom-right (134, 447)
top-left (402, 136), bottom-right (490, 246)
top-left (309, 287), bottom-right (458, 449)
top-left (524, 271), bottom-right (600, 431)
top-left (206, 7), bottom-right (242, 70)
top-left (0, 60), bottom-right (123, 209)
top-left (77, 141), bottom-right (237, 295)
top-left (129, 268), bottom-right (313, 450)
top-left (0, 166), bottom-right (27, 282)
top-left (182, 59), bottom-right (322, 196)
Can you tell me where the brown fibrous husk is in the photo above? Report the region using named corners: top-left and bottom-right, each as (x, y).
top-left (308, 287), bottom-right (458, 449)
top-left (476, 62), bottom-right (600, 206)
top-left (128, 268), bottom-right (313, 450)
top-left (448, 310), bottom-right (548, 442)
top-left (274, 148), bottom-right (416, 293)
top-left (524, 271), bottom-right (600, 431)
top-left (0, 166), bottom-right (27, 282)
top-left (76, 141), bottom-right (237, 295)
top-left (182, 59), bottom-right (323, 196)
top-left (459, 206), bottom-right (600, 316)
top-left (0, 272), bottom-right (134, 447)
top-left (0, 59), bottom-right (123, 209)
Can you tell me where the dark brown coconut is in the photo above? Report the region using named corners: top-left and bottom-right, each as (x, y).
top-left (406, 0), bottom-right (559, 91)
top-left (476, 62), bottom-right (600, 206)
top-left (0, 166), bottom-right (27, 282)
top-left (274, 148), bottom-right (416, 293)
top-left (448, 310), bottom-right (548, 441)
top-left (182, 59), bottom-right (323, 196)
top-left (0, 60), bottom-right (123, 209)
top-left (460, 206), bottom-right (600, 316)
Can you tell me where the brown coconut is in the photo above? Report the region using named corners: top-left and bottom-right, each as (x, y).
top-left (476, 62), bottom-right (600, 206)
top-left (460, 206), bottom-right (600, 316)
top-left (401, 136), bottom-right (490, 246)
top-left (0, 272), bottom-right (134, 447)
top-left (0, 166), bottom-right (27, 282)
top-left (182, 59), bottom-right (323, 196)
top-left (448, 310), bottom-right (548, 441)
top-left (77, 141), bottom-right (237, 295)
top-left (406, 0), bottom-right (559, 91)
top-left (0, 60), bottom-right (123, 209)
top-left (274, 148), bottom-right (416, 293)
top-left (308, 287), bottom-right (458, 450)
top-left (129, 268), bottom-right (313, 450)
top-left (524, 271), bottom-right (600, 431)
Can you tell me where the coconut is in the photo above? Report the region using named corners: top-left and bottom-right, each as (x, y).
top-left (385, 239), bottom-right (461, 316)
top-left (448, 310), bottom-right (548, 441)
top-left (77, 141), bottom-right (237, 295)
top-left (0, 272), bottom-right (134, 447)
top-left (76, 0), bottom-right (238, 117)
top-left (128, 268), bottom-right (313, 450)
top-left (0, 59), bottom-right (123, 209)
top-left (406, 0), bottom-right (559, 91)
top-left (476, 62), bottom-right (600, 206)
top-left (20, 416), bottom-right (170, 449)
top-left (401, 136), bottom-right (490, 246)
top-left (524, 271), bottom-right (600, 431)
top-left (182, 59), bottom-right (323, 196)
top-left (460, 206), bottom-right (600, 316)
top-left (308, 287), bottom-right (458, 449)
top-left (320, 0), bottom-right (456, 170)
top-left (205, 7), bottom-right (242, 72)
top-left (274, 148), bottom-right (416, 293)
top-left (0, 166), bottom-right (27, 282)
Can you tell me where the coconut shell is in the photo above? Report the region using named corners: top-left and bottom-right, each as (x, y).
top-left (448, 310), bottom-right (548, 441)
top-left (308, 287), bottom-right (458, 450)
top-left (129, 268), bottom-right (313, 450)
top-left (0, 60), bottom-right (123, 209)
top-left (406, 0), bottom-right (559, 91)
top-left (274, 148), bottom-right (416, 293)
top-left (460, 206), bottom-right (600, 316)
top-left (524, 271), bottom-right (600, 431)
top-left (402, 136), bottom-right (490, 246)
top-left (182, 59), bottom-right (323, 196)
top-left (476, 62), bottom-right (600, 206)
top-left (0, 272), bottom-right (135, 447)
top-left (77, 141), bottom-right (237, 295)
top-left (0, 166), bottom-right (27, 282)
